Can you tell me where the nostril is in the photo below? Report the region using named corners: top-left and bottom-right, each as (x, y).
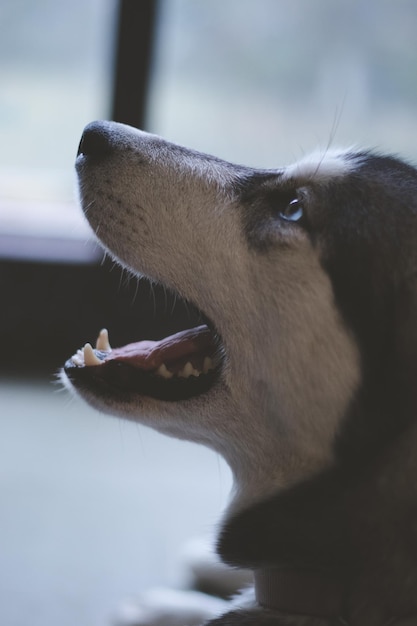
top-left (77, 120), bottom-right (113, 157)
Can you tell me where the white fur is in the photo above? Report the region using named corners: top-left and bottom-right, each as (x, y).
top-left (180, 536), bottom-right (252, 596)
top-left (114, 588), bottom-right (228, 626)
top-left (113, 588), bottom-right (259, 626)
top-left (283, 147), bottom-right (360, 183)
top-left (111, 537), bottom-right (253, 626)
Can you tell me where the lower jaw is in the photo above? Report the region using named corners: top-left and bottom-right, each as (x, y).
top-left (64, 357), bottom-right (219, 402)
top-left (64, 323), bottom-right (222, 402)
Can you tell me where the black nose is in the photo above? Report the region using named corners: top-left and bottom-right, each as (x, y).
top-left (77, 121), bottom-right (113, 157)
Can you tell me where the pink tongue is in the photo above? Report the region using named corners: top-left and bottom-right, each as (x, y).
top-left (103, 325), bottom-right (213, 370)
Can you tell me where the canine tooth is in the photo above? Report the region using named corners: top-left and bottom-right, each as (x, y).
top-left (96, 328), bottom-right (111, 351)
top-left (84, 343), bottom-right (102, 366)
top-left (203, 357), bottom-right (214, 373)
top-left (156, 363), bottom-right (173, 379)
top-left (178, 362), bottom-right (194, 378)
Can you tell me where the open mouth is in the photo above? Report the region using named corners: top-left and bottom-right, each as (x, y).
top-left (64, 298), bottom-right (222, 402)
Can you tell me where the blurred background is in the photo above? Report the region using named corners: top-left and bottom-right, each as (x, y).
top-left (2, 1), bottom-right (417, 624)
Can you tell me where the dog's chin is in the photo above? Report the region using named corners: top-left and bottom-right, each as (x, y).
top-left (63, 288), bottom-right (224, 407)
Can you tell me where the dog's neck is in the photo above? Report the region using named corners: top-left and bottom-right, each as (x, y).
top-left (218, 422), bottom-right (337, 519)
top-left (218, 421), bottom-right (417, 624)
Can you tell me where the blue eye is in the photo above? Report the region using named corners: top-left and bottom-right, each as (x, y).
top-left (280, 198), bottom-right (304, 222)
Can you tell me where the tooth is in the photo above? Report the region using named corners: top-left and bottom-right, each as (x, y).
top-left (178, 362), bottom-right (194, 378)
top-left (203, 357), bottom-right (214, 373)
top-left (96, 328), bottom-right (111, 351)
top-left (72, 354), bottom-right (84, 367)
top-left (156, 363), bottom-right (173, 379)
top-left (84, 343), bottom-right (102, 366)
top-left (71, 348), bottom-right (85, 366)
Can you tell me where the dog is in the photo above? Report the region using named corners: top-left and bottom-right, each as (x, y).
top-left (62, 120), bottom-right (417, 625)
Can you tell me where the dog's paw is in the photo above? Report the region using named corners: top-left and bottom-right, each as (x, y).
top-left (113, 588), bottom-right (229, 626)
top-left (180, 536), bottom-right (253, 598)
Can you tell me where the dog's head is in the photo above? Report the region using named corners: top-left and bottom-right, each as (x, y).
top-left (63, 121), bottom-right (417, 510)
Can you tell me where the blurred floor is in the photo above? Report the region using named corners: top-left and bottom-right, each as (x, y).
top-left (0, 379), bottom-right (232, 626)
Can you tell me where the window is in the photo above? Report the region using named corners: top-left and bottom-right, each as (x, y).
top-left (3, 0), bottom-right (417, 373)
top-left (149, 0), bottom-right (417, 166)
top-left (0, 0), bottom-right (116, 253)
top-left (3, 0), bottom-right (417, 248)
